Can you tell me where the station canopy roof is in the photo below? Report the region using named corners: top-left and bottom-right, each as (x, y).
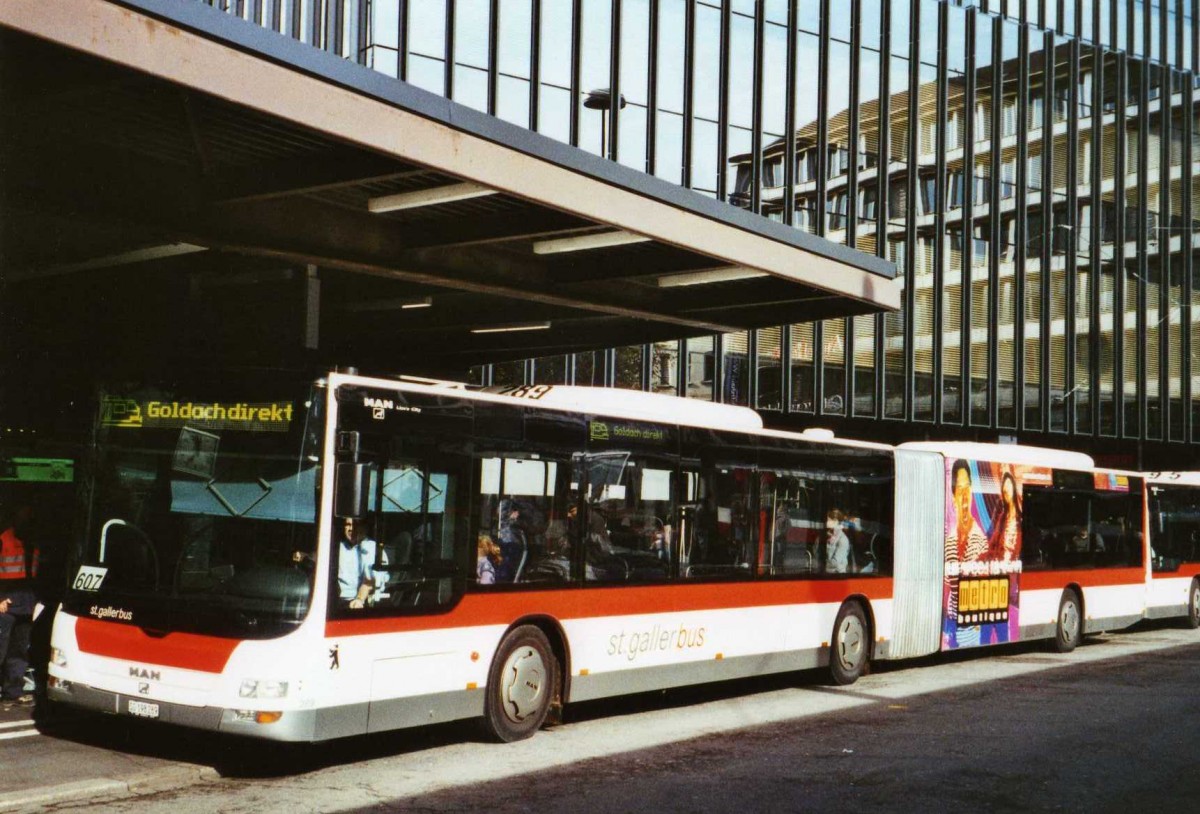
top-left (1, 0), bottom-right (896, 377)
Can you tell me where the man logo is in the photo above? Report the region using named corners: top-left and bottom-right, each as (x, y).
top-left (129, 666), bottom-right (161, 681)
top-left (138, 682), bottom-right (150, 695)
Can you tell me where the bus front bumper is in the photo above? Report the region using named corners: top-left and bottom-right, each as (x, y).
top-left (47, 680), bottom-right (318, 741)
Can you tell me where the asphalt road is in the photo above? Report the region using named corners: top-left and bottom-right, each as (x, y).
top-left (4, 622), bottom-right (1199, 813)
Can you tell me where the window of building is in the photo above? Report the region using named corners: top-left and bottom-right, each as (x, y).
top-left (763, 155), bottom-right (785, 188)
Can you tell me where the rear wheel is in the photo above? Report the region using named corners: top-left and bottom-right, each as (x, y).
top-left (1051, 590), bottom-right (1082, 653)
top-left (482, 625), bottom-right (558, 743)
top-left (829, 602), bottom-right (869, 685)
top-left (1185, 579), bottom-right (1200, 630)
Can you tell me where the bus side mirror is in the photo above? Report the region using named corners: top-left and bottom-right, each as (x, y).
top-left (336, 430), bottom-right (360, 461)
top-left (335, 462), bottom-right (370, 519)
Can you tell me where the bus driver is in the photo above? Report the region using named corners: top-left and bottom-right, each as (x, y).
top-left (338, 518), bottom-right (387, 609)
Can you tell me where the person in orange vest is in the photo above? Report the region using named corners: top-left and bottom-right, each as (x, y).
top-left (0, 505), bottom-right (36, 707)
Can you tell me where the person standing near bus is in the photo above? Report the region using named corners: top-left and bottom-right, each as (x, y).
top-left (0, 506), bottom-right (36, 707)
top-left (337, 517), bottom-right (386, 609)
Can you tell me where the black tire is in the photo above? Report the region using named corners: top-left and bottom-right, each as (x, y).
top-left (1051, 589), bottom-right (1082, 653)
top-left (482, 625), bottom-right (557, 743)
top-left (829, 602), bottom-right (869, 686)
top-left (1185, 579), bottom-right (1200, 630)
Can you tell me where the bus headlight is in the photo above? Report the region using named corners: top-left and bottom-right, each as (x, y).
top-left (239, 679), bottom-right (289, 699)
top-left (51, 647), bottom-right (68, 667)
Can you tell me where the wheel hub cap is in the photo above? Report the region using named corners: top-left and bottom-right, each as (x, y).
top-left (837, 616), bottom-right (865, 670)
top-left (500, 646), bottom-right (545, 722)
top-left (1062, 603), bottom-right (1079, 642)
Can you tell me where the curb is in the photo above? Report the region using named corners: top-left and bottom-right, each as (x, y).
top-left (0, 764), bottom-right (219, 812)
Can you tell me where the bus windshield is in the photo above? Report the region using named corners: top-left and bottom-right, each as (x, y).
top-left (62, 381), bottom-right (324, 639)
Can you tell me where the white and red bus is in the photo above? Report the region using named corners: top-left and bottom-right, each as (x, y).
top-left (45, 371), bottom-right (1191, 742)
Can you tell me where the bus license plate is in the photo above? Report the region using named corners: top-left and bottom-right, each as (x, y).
top-left (128, 700), bottom-right (159, 718)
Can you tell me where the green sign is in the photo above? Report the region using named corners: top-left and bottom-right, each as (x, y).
top-left (0, 457), bottom-right (74, 483)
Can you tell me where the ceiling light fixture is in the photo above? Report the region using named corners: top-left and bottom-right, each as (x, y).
top-left (656, 266), bottom-right (769, 288)
top-left (470, 321), bottom-right (552, 334)
top-left (367, 182), bottom-right (496, 213)
top-left (343, 296), bottom-right (433, 312)
top-left (11, 243), bottom-right (208, 281)
top-left (532, 231), bottom-right (651, 254)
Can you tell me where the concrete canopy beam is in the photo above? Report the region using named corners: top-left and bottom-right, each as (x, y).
top-left (0, 0), bottom-right (898, 318)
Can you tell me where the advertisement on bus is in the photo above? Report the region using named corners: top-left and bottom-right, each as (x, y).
top-left (943, 459), bottom-right (1050, 649)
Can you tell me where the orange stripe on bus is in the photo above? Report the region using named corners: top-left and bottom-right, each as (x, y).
top-left (75, 617), bottom-right (238, 673)
top-left (325, 578), bottom-right (893, 638)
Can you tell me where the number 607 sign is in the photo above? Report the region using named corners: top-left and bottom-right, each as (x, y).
top-left (72, 565), bottom-right (108, 592)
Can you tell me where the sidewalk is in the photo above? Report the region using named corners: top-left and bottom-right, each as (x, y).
top-left (0, 701), bottom-right (217, 813)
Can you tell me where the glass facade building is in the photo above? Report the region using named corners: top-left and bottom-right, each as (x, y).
top-left (217, 0), bottom-right (1200, 466)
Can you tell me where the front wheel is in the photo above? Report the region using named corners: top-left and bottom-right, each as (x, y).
top-left (482, 625), bottom-right (558, 743)
top-left (1051, 589), bottom-right (1082, 653)
top-left (829, 602), bottom-right (869, 685)
top-left (1185, 579), bottom-right (1200, 630)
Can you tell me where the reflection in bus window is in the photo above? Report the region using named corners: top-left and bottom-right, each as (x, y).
top-left (583, 454), bottom-right (675, 583)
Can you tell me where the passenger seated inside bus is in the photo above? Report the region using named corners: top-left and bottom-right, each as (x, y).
top-left (476, 533), bottom-right (501, 585)
top-left (824, 509), bottom-right (851, 573)
top-left (586, 507), bottom-right (670, 581)
top-left (1067, 526), bottom-right (1090, 553)
top-left (541, 519), bottom-right (567, 556)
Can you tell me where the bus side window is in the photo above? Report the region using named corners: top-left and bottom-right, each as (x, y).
top-left (1020, 488), bottom-right (1058, 571)
top-left (758, 474), bottom-right (816, 577)
top-left (681, 465), bottom-right (755, 580)
top-left (583, 454), bottom-right (676, 584)
top-left (474, 455), bottom-right (572, 586)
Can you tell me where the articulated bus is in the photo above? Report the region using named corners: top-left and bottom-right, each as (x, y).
top-left (46, 371), bottom-right (1198, 742)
